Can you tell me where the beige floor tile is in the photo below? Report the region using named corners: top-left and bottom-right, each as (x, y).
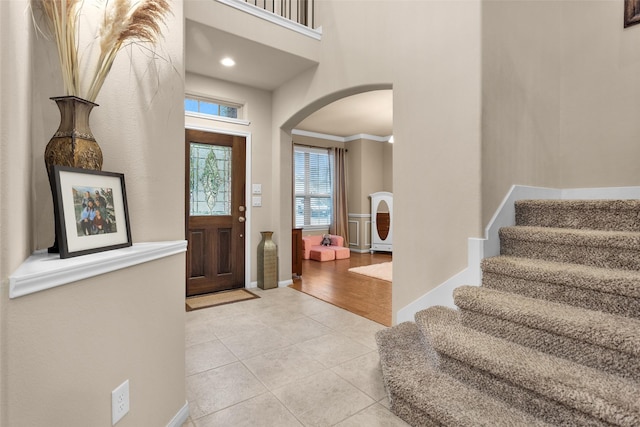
top-left (250, 303), bottom-right (308, 324)
top-left (207, 312), bottom-right (269, 340)
top-left (296, 332), bottom-right (372, 368)
top-left (273, 370), bottom-right (375, 426)
top-left (219, 326), bottom-right (295, 360)
top-left (308, 307), bottom-right (372, 331)
top-left (341, 321), bottom-right (387, 350)
top-left (270, 316), bottom-right (332, 344)
top-left (185, 339), bottom-right (237, 376)
top-left (378, 396), bottom-right (392, 409)
top-left (332, 351), bottom-right (387, 400)
top-left (185, 318), bottom-right (216, 347)
top-left (243, 345), bottom-right (326, 390)
top-left (289, 297), bottom-right (338, 317)
top-left (193, 392), bottom-right (302, 427)
top-left (186, 361), bottom-right (267, 419)
top-left (183, 286), bottom-right (402, 426)
top-left (334, 403), bottom-right (410, 427)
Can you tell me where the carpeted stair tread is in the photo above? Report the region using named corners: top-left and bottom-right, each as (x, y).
top-left (482, 256), bottom-right (640, 318)
top-left (453, 286), bottom-right (640, 380)
top-left (375, 322), bottom-right (551, 427)
top-left (482, 255), bottom-right (640, 299)
top-left (500, 226), bottom-right (640, 270)
top-left (415, 307), bottom-right (640, 426)
top-left (453, 285), bottom-right (640, 357)
top-left (515, 199), bottom-right (640, 232)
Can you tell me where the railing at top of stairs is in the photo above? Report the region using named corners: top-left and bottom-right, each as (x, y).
top-left (241, 0), bottom-right (315, 28)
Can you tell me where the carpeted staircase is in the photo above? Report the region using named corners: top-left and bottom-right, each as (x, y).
top-left (376, 199), bottom-right (640, 426)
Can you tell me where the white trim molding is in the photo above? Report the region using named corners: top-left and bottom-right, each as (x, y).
top-left (216, 0), bottom-right (322, 40)
top-left (292, 129), bottom-right (391, 143)
top-left (397, 185), bottom-right (640, 323)
top-left (185, 111), bottom-right (250, 127)
top-left (9, 241), bottom-right (187, 299)
top-left (167, 401), bottom-right (189, 427)
top-left (348, 213), bottom-right (371, 218)
top-left (348, 220), bottom-right (359, 246)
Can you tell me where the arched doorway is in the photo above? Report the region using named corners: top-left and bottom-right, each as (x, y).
top-left (283, 87), bottom-right (394, 326)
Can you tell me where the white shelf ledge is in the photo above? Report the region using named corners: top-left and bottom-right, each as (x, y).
top-left (9, 240), bottom-right (187, 299)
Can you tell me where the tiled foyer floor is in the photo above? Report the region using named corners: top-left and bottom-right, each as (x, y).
top-left (182, 287), bottom-right (409, 427)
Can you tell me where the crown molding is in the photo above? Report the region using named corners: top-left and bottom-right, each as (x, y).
top-left (292, 129), bottom-right (393, 143)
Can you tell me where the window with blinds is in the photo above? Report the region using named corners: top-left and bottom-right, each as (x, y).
top-left (294, 145), bottom-right (333, 228)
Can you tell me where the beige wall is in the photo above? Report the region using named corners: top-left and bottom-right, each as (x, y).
top-left (482, 0), bottom-right (640, 225)
top-left (4, 256), bottom-right (186, 426)
top-left (345, 138), bottom-right (392, 252)
top-left (274, 0), bottom-right (482, 320)
top-left (185, 73), bottom-right (273, 282)
top-left (1, 0), bottom-right (186, 424)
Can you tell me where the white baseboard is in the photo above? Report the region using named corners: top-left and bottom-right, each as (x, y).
top-left (167, 401), bottom-right (189, 427)
top-left (396, 185), bottom-right (640, 324)
top-left (349, 248), bottom-right (371, 253)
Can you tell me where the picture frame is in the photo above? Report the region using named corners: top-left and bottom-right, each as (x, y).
top-left (51, 165), bottom-right (132, 258)
top-left (625, 0), bottom-right (640, 28)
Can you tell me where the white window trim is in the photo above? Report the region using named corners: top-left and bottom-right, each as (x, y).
top-left (185, 111), bottom-right (250, 126)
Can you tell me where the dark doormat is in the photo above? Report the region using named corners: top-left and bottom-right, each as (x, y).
top-left (185, 289), bottom-right (259, 312)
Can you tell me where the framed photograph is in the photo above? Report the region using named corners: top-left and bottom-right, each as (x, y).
top-left (625, 0), bottom-right (640, 27)
top-left (51, 165), bottom-right (132, 258)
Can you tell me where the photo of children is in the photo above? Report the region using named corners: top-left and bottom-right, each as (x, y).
top-left (72, 186), bottom-right (118, 237)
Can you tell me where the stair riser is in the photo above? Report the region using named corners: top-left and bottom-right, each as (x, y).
top-left (500, 238), bottom-right (640, 271)
top-left (482, 272), bottom-right (640, 319)
top-left (391, 397), bottom-right (440, 427)
top-left (437, 354), bottom-right (607, 426)
top-left (460, 310), bottom-right (640, 381)
top-left (515, 204), bottom-right (640, 232)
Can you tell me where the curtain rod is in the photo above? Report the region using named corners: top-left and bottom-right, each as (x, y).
top-left (292, 142), bottom-right (348, 152)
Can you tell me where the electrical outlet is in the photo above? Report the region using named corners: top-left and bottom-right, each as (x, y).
top-left (111, 379), bottom-right (130, 425)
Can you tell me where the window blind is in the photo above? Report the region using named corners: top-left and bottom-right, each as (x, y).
top-left (294, 146), bottom-right (333, 228)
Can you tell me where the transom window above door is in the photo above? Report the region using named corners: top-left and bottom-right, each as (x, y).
top-left (184, 95), bottom-right (242, 120)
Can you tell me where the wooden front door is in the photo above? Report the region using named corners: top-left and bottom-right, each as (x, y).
top-left (185, 129), bottom-right (246, 296)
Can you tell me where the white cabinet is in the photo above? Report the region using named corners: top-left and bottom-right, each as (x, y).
top-left (370, 192), bottom-right (392, 253)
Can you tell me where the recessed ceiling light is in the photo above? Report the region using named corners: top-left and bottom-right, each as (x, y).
top-left (220, 57), bottom-right (235, 67)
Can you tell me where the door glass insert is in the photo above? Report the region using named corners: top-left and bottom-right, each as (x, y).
top-left (190, 143), bottom-right (232, 216)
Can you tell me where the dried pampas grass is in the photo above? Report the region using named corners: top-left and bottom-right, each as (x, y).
top-left (36, 0), bottom-right (172, 102)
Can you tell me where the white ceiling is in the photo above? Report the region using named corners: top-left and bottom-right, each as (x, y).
top-left (185, 20), bottom-right (393, 138)
top-left (294, 90), bottom-right (393, 138)
top-left (185, 20), bottom-right (317, 91)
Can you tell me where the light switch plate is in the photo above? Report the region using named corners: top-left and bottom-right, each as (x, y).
top-left (252, 196), bottom-right (262, 207)
top-left (252, 184), bottom-right (262, 194)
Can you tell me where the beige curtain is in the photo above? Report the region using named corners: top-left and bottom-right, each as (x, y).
top-left (330, 147), bottom-right (349, 247)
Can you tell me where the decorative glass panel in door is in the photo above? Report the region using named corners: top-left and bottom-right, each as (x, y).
top-left (189, 143), bottom-right (232, 216)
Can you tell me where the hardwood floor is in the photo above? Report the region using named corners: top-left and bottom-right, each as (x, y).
top-left (290, 252), bottom-right (393, 326)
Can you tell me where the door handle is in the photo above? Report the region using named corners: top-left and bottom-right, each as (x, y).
top-left (238, 216), bottom-right (245, 223)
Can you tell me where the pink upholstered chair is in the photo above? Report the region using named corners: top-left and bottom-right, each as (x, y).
top-left (302, 234), bottom-right (350, 261)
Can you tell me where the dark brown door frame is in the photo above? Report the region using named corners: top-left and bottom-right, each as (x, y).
top-left (185, 126), bottom-right (251, 293)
